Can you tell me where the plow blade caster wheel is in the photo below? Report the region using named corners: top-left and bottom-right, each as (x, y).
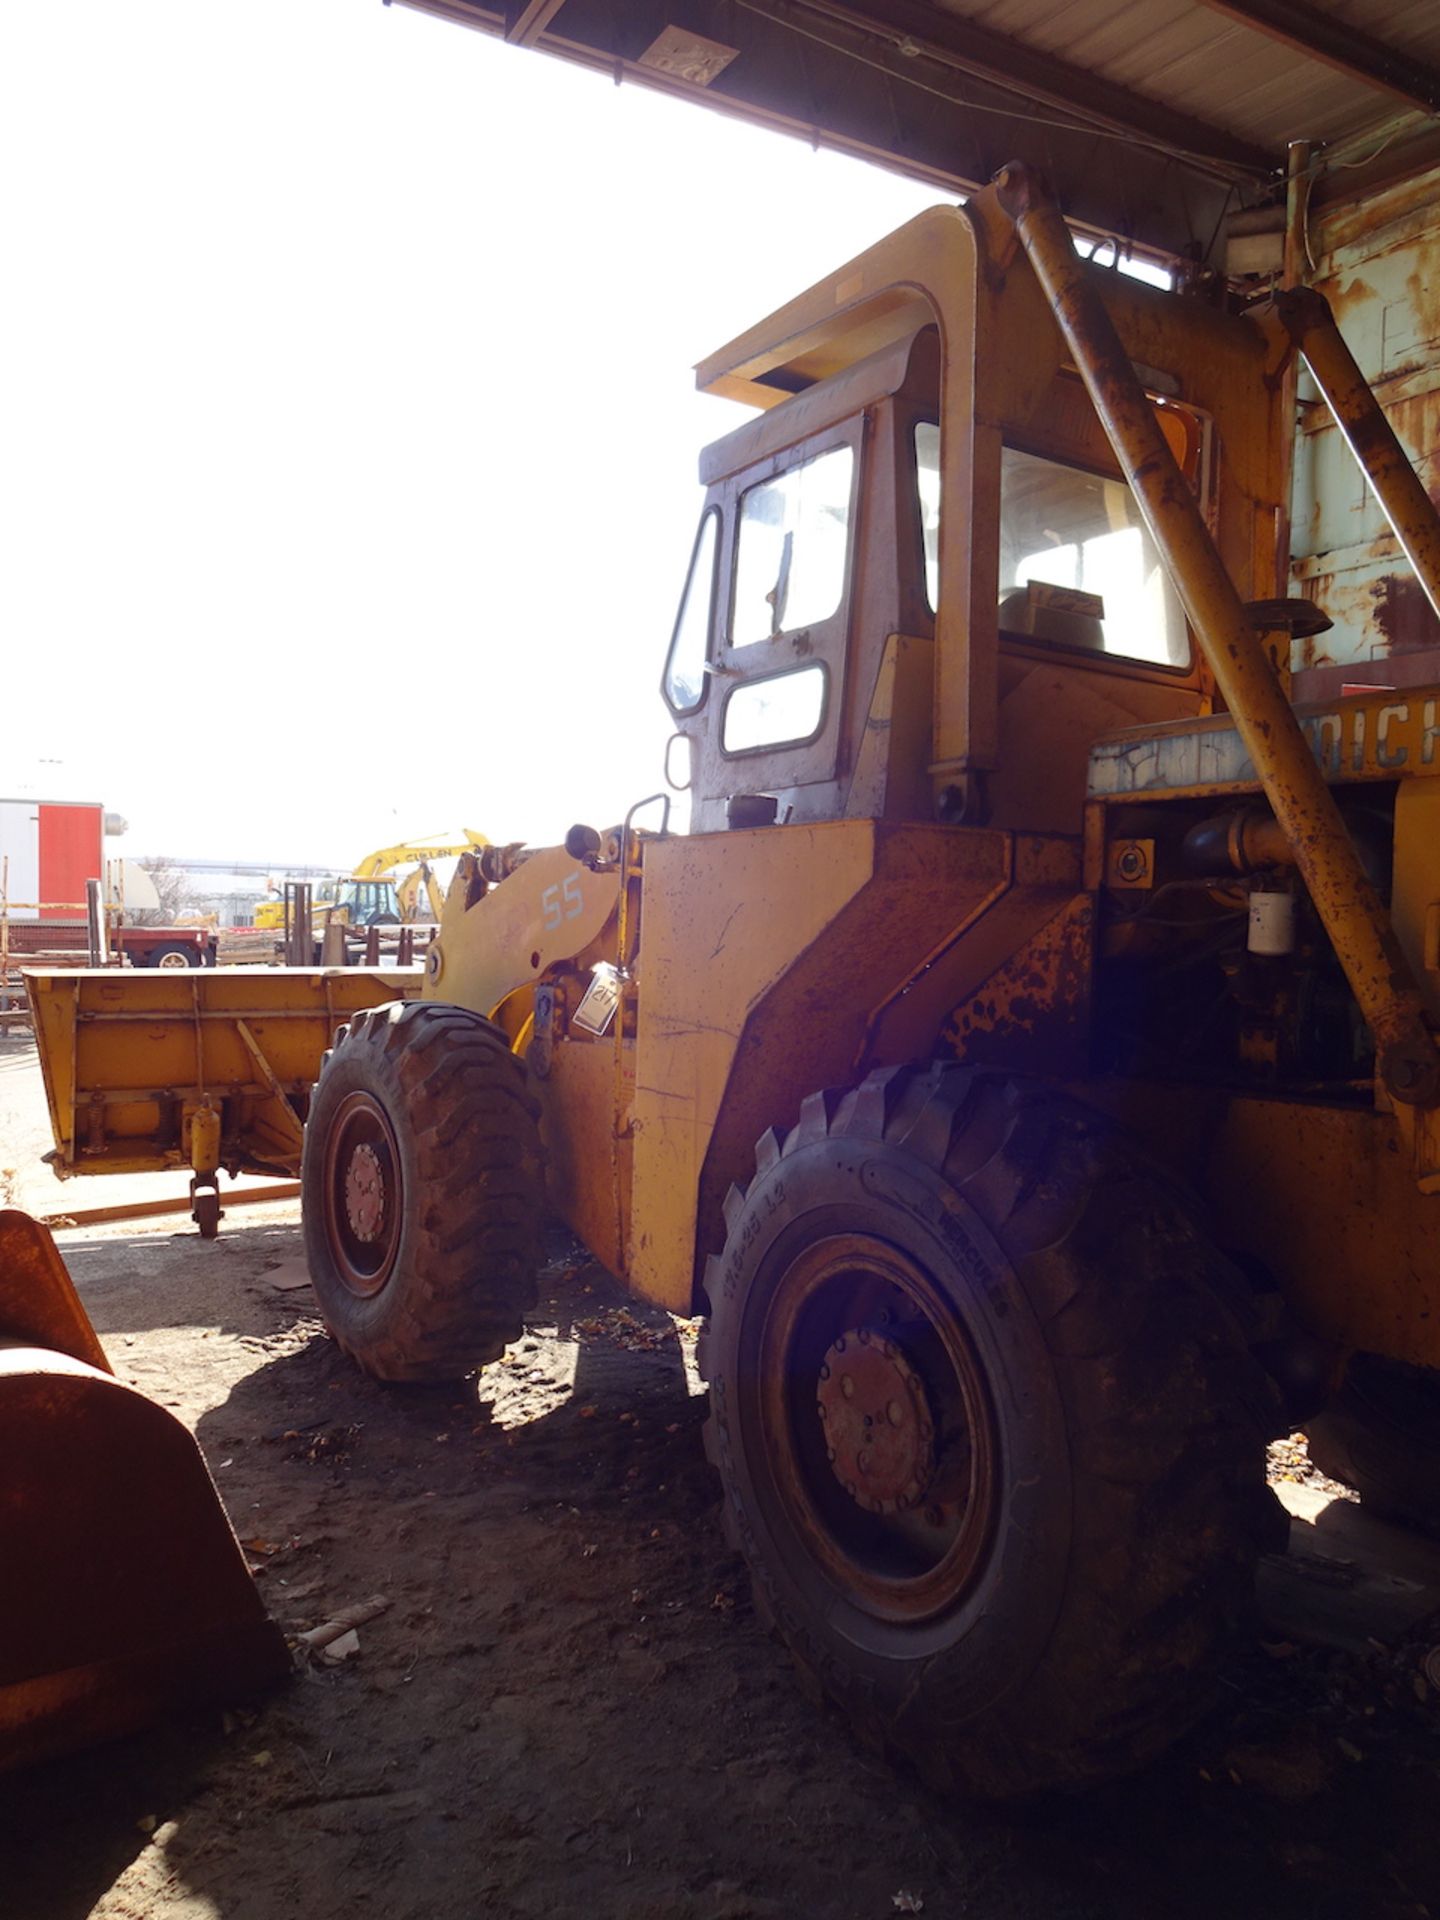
top-left (191, 1181), bottom-right (222, 1240)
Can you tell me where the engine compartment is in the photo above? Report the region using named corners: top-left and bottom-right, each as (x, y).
top-left (1095, 786), bottom-right (1396, 1097)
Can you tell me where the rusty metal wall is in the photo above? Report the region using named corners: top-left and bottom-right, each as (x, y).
top-left (1293, 164), bottom-right (1440, 680)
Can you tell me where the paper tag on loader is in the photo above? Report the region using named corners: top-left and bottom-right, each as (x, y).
top-left (573, 964), bottom-right (623, 1037)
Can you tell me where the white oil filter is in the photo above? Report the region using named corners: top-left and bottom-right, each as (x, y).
top-left (1248, 891), bottom-right (1295, 956)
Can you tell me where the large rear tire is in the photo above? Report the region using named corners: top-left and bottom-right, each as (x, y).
top-left (302, 1001), bottom-right (542, 1382)
top-left (703, 1064), bottom-right (1282, 1799)
top-left (1306, 1355), bottom-right (1440, 1536)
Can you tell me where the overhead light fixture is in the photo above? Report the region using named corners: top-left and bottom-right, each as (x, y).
top-left (638, 26), bottom-right (739, 88)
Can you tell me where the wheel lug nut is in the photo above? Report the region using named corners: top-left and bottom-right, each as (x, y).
top-left (858, 1449), bottom-right (872, 1473)
top-left (841, 1375), bottom-right (855, 1400)
top-left (888, 1400), bottom-right (904, 1426)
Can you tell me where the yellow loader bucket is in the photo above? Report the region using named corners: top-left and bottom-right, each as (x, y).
top-left (0, 1210), bottom-right (289, 1770)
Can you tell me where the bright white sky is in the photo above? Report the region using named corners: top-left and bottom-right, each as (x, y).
top-left (2, 0), bottom-right (942, 868)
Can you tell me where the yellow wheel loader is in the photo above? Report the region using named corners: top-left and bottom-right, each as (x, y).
top-left (29, 167), bottom-right (1440, 1795)
top-left (297, 168), bottom-right (1440, 1796)
top-left (0, 1210), bottom-right (287, 1768)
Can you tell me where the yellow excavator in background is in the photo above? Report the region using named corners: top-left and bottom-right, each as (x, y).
top-left (253, 833), bottom-right (489, 933)
top-left (353, 832), bottom-right (491, 924)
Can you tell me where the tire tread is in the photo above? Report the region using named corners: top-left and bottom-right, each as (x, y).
top-left (302, 1000), bottom-right (542, 1382)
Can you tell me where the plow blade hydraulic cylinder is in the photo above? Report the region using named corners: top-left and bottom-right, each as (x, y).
top-left (994, 162), bottom-right (1439, 1109)
top-left (0, 1210), bottom-right (289, 1770)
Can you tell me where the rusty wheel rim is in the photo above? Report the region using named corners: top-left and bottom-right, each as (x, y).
top-left (323, 1090), bottom-right (403, 1298)
top-left (756, 1232), bottom-right (997, 1624)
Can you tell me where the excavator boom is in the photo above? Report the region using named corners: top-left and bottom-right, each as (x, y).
top-left (351, 830), bottom-right (490, 880)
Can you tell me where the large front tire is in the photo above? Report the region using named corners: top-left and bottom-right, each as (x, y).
top-left (703, 1065), bottom-right (1281, 1799)
top-left (302, 1001), bottom-right (542, 1382)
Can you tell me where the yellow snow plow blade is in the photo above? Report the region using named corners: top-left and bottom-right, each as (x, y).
top-left (0, 1208), bottom-right (289, 1769)
top-left (26, 965), bottom-right (417, 1185)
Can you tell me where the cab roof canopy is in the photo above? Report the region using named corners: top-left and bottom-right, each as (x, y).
top-left (391, 0), bottom-right (1440, 261)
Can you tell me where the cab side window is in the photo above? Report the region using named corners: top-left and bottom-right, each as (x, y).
top-left (998, 448), bottom-right (1189, 667)
top-left (732, 445), bottom-right (854, 648)
top-left (663, 508), bottom-right (720, 716)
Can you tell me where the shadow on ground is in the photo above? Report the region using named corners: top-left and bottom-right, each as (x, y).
top-left (3, 1234), bottom-right (1437, 1919)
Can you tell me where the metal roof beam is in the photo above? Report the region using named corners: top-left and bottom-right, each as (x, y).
top-left (791, 0), bottom-right (1274, 175)
top-left (505, 0), bottom-right (569, 46)
top-left (1190, 0), bottom-right (1440, 116)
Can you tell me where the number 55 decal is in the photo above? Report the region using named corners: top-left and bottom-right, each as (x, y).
top-left (540, 871), bottom-right (586, 933)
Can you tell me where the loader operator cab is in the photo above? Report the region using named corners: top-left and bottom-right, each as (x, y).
top-left (664, 197), bottom-right (1273, 840)
top-left (666, 333), bottom-right (1214, 838)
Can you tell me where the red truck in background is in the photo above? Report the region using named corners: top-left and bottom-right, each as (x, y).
top-left (0, 797), bottom-right (216, 968)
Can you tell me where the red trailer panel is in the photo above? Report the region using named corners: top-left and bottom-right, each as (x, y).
top-left (37, 804), bottom-right (103, 922)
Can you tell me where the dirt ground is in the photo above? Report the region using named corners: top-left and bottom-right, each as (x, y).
top-left (3, 1027), bottom-right (1440, 1920)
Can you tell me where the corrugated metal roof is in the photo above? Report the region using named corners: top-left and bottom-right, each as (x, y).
top-left (951, 0), bottom-right (1440, 148)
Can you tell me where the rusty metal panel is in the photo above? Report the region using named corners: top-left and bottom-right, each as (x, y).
top-left (1294, 164), bottom-right (1440, 674)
